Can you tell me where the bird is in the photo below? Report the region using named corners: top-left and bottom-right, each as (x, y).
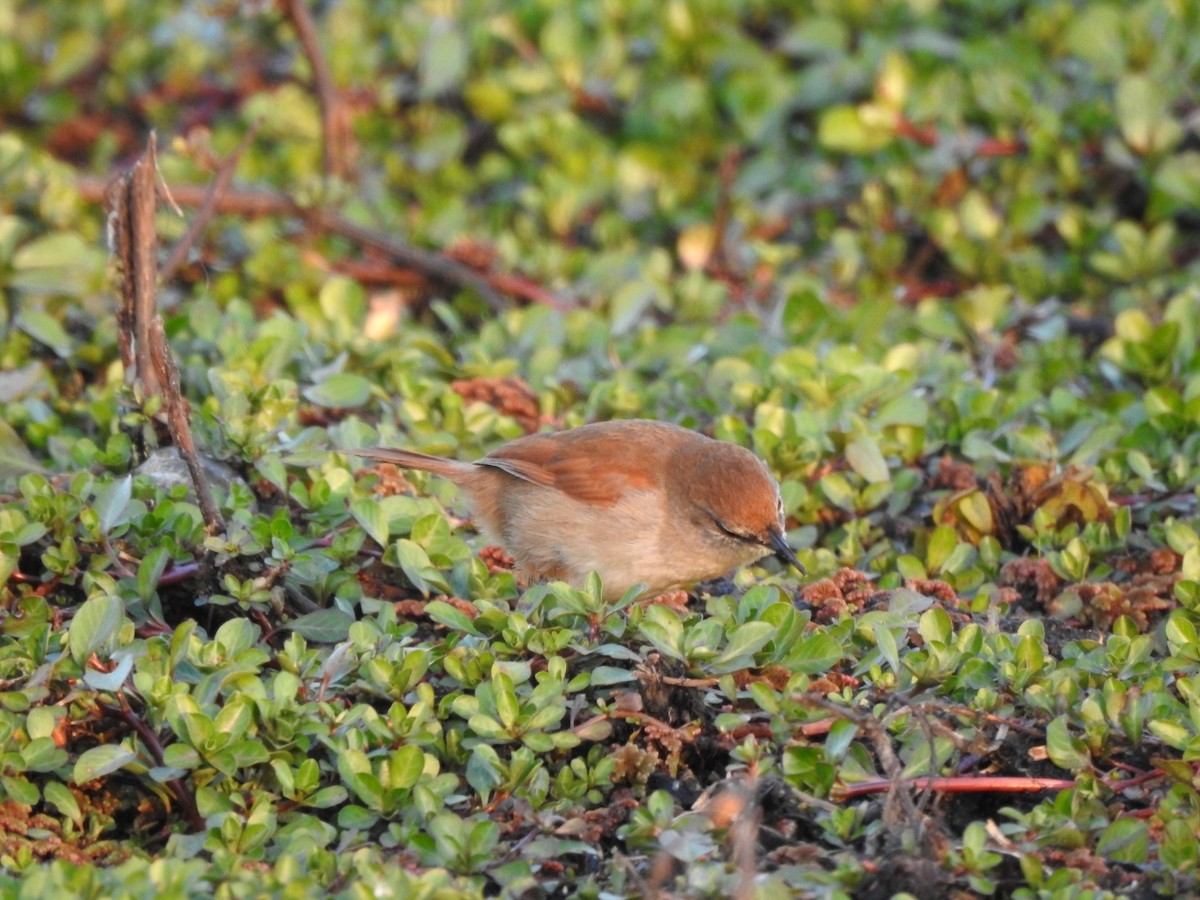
top-left (351, 419), bottom-right (802, 600)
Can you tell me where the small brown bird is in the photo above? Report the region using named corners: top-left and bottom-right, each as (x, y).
top-left (352, 420), bottom-right (801, 600)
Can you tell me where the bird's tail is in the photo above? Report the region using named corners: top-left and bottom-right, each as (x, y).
top-left (349, 447), bottom-right (473, 482)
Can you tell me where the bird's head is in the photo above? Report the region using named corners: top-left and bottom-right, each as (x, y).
top-left (677, 440), bottom-right (804, 574)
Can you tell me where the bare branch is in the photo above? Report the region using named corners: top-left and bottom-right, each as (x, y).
top-left (105, 135), bottom-right (226, 536)
top-left (80, 176), bottom-right (514, 311)
top-left (280, 0), bottom-right (351, 181)
top-left (160, 121), bottom-right (261, 283)
top-left (306, 207), bottom-right (509, 312)
top-left (97, 698), bottom-right (204, 832)
top-left (105, 133), bottom-right (164, 397)
top-left (148, 316), bottom-right (225, 533)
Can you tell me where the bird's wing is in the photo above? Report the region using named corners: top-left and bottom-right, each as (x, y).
top-left (477, 427), bottom-right (662, 507)
top-left (473, 455), bottom-right (556, 486)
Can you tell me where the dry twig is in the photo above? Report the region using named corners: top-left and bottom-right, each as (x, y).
top-left (81, 176), bottom-right (511, 310)
top-left (97, 696), bottom-right (204, 831)
top-left (105, 135), bottom-right (226, 534)
top-left (159, 121), bottom-right (261, 282)
top-left (802, 694), bottom-right (939, 853)
top-left (280, 0), bottom-right (352, 180)
top-left (107, 134), bottom-right (163, 398)
top-left (147, 315), bottom-right (225, 533)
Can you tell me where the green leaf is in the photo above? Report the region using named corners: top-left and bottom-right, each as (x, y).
top-left (1147, 717), bottom-right (1190, 750)
top-left (1182, 547), bottom-right (1200, 583)
top-left (425, 599), bottom-right (479, 636)
top-left (390, 744), bottom-right (425, 790)
top-left (15, 309), bottom-right (73, 357)
top-left (872, 620), bottom-right (900, 673)
top-left (523, 703), bottom-right (565, 732)
top-left (68, 594), bottom-right (125, 665)
top-left (824, 719), bottom-right (859, 762)
top-left (467, 713), bottom-right (508, 740)
top-left (522, 732), bottom-right (556, 753)
top-left (308, 785), bottom-right (349, 809)
top-left (1164, 613), bottom-right (1199, 659)
top-left (136, 547), bottom-right (170, 602)
top-left (1162, 819), bottom-right (1200, 870)
top-left (918, 608), bottom-right (952, 645)
top-left (572, 718), bottom-right (613, 741)
top-left (787, 632), bottom-right (844, 674)
top-left (337, 805), bottom-right (379, 833)
top-left (2, 776), bottom-right (39, 805)
top-left (350, 497), bottom-right (390, 547)
top-left (637, 605), bottom-right (685, 661)
top-left (21, 737), bottom-right (68, 773)
top-left (214, 616), bottom-right (261, 654)
top-left (817, 105), bottom-right (891, 154)
top-left (43, 781), bottom-right (82, 824)
top-left (393, 539), bottom-right (451, 596)
top-left (73, 745), bottom-right (137, 784)
top-left (11, 231), bottom-right (103, 294)
top-left (1045, 716), bottom-right (1090, 772)
top-left (926, 525), bottom-right (958, 572)
top-left (1116, 74), bottom-right (1181, 154)
top-left (609, 280), bottom-right (658, 336)
top-left (1015, 634), bottom-right (1045, 674)
top-left (287, 608), bottom-right (354, 643)
top-left (845, 435), bottom-right (889, 484)
top-left (888, 588), bottom-right (933, 615)
top-left (1096, 818), bottom-right (1149, 864)
top-left (713, 621), bottom-right (775, 668)
top-left (228, 741), bottom-right (270, 769)
top-left (493, 672), bottom-right (519, 731)
top-left (1165, 523), bottom-right (1200, 556)
top-left (338, 747), bottom-right (371, 778)
top-left (338, 750), bottom-right (383, 810)
top-left (419, 17), bottom-right (467, 98)
top-left (317, 276), bottom-right (366, 343)
top-left (0, 541), bottom-right (17, 588)
top-left (162, 745), bottom-right (201, 769)
top-left (25, 707), bottom-right (57, 740)
top-left (303, 373), bottom-right (373, 408)
top-left (168, 620), bottom-right (196, 672)
top-left (958, 491), bottom-right (994, 535)
top-left (148, 765), bottom-right (189, 784)
top-left (587, 666), bottom-right (635, 686)
top-left (875, 393), bottom-right (929, 427)
top-left (183, 712), bottom-right (215, 748)
top-left (93, 476), bottom-right (132, 534)
top-left (81, 653), bottom-right (133, 692)
top-left (348, 771), bottom-right (385, 812)
top-left (214, 700), bottom-right (252, 738)
top-left (818, 472), bottom-right (856, 512)
top-left (0, 419), bottom-right (44, 479)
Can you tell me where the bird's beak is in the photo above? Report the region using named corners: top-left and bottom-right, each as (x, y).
top-left (766, 527), bottom-right (805, 574)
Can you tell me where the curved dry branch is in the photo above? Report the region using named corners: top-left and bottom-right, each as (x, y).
top-left (80, 176), bottom-right (512, 311)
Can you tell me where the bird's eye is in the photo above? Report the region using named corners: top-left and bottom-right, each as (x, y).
top-left (711, 517), bottom-right (755, 544)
